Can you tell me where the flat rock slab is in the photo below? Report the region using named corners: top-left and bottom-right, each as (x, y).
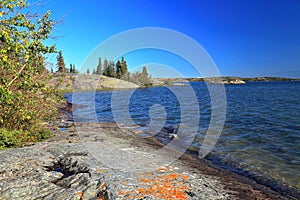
top-left (0, 123), bottom-right (294, 199)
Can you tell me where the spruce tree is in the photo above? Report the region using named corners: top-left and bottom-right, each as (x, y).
top-left (57, 51), bottom-right (66, 72)
top-left (103, 58), bottom-right (108, 75)
top-left (96, 57), bottom-right (102, 75)
top-left (108, 61), bottom-right (115, 77)
top-left (115, 60), bottom-right (122, 79)
top-left (141, 66), bottom-right (151, 85)
top-left (115, 57), bottom-right (128, 79)
top-left (142, 66), bottom-right (148, 76)
top-left (103, 67), bottom-right (108, 76)
top-left (120, 57), bottom-right (128, 80)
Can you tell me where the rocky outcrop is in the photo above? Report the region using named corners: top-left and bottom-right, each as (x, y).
top-left (0, 124), bottom-right (230, 199)
top-left (225, 79), bottom-right (246, 84)
top-left (48, 75), bottom-right (139, 91)
top-left (207, 78), bottom-right (246, 85)
top-left (0, 122), bottom-right (294, 199)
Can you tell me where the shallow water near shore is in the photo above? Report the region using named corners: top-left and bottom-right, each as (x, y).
top-left (67, 81), bottom-right (300, 192)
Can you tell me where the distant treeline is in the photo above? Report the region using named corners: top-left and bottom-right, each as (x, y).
top-left (91, 57), bottom-right (152, 86)
top-left (242, 77), bottom-right (299, 82)
top-left (185, 77), bottom-right (299, 82)
top-left (53, 51), bottom-right (78, 74)
top-left (54, 52), bottom-right (153, 86)
top-left (153, 76), bottom-right (299, 84)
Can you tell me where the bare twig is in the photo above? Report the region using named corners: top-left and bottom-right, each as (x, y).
top-left (7, 57), bottom-right (29, 87)
top-left (27, 0), bottom-right (47, 8)
top-left (26, 12), bottom-right (41, 19)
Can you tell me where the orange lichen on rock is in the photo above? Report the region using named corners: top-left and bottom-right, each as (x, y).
top-left (77, 191), bottom-right (84, 200)
top-left (118, 169), bottom-right (191, 199)
top-left (95, 169), bottom-right (107, 173)
top-left (157, 166), bottom-right (169, 171)
top-left (98, 182), bottom-right (106, 190)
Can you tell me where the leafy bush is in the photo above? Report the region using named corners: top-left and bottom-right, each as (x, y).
top-left (129, 67), bottom-right (152, 86)
top-left (0, 0), bottom-right (61, 149)
top-left (0, 128), bottom-right (52, 149)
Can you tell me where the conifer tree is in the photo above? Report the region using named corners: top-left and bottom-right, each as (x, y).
top-left (115, 60), bottom-right (122, 78)
top-left (142, 66), bottom-right (148, 76)
top-left (103, 61), bottom-right (115, 77)
top-left (57, 51), bottom-right (66, 72)
top-left (103, 58), bottom-right (108, 75)
top-left (103, 65), bottom-right (109, 76)
top-left (120, 57), bottom-right (128, 80)
top-left (115, 57), bottom-right (128, 79)
top-left (96, 57), bottom-right (102, 75)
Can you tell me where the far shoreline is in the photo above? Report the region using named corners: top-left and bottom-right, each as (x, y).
top-left (51, 74), bottom-right (300, 93)
top-left (155, 76), bottom-right (300, 83)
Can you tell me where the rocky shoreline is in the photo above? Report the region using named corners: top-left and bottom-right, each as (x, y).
top-left (0, 107), bottom-right (298, 199)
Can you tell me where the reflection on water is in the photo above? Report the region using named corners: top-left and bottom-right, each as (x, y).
top-left (67, 81), bottom-right (300, 191)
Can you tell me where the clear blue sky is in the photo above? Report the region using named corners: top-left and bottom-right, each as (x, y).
top-left (41, 0), bottom-right (300, 78)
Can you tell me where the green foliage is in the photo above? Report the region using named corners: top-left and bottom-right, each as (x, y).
top-left (129, 66), bottom-right (152, 86)
top-left (103, 58), bottom-right (108, 74)
top-left (69, 64), bottom-right (78, 74)
top-left (142, 66), bottom-right (148, 76)
top-left (0, 128), bottom-right (52, 149)
top-left (116, 57), bottom-right (128, 80)
top-left (0, 0), bottom-right (60, 149)
top-left (97, 56), bottom-right (152, 86)
top-left (69, 64), bottom-right (73, 73)
top-left (100, 57), bottom-right (128, 79)
top-left (96, 57), bottom-right (102, 75)
top-left (115, 60), bottom-right (122, 78)
top-left (103, 60), bottom-right (115, 77)
top-left (57, 50), bottom-right (66, 72)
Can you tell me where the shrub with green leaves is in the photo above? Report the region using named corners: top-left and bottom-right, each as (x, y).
top-left (0, 0), bottom-right (61, 148)
top-left (129, 66), bottom-right (152, 87)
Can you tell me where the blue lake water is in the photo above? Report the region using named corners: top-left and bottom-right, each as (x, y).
top-left (66, 81), bottom-right (300, 191)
